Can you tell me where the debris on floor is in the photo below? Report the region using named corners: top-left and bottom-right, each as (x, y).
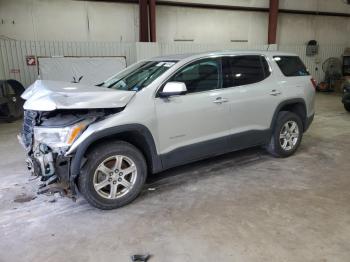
top-left (48, 192), bottom-right (62, 203)
top-left (131, 254), bottom-right (151, 262)
top-left (13, 193), bottom-right (36, 203)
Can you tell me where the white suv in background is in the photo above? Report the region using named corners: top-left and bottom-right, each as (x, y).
top-left (20, 51), bottom-right (316, 209)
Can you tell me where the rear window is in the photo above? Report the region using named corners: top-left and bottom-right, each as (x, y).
top-left (273, 56), bottom-right (309, 77)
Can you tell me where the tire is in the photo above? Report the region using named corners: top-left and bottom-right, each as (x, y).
top-left (266, 111), bottom-right (303, 158)
top-left (344, 104), bottom-right (350, 112)
top-left (78, 141), bottom-right (147, 210)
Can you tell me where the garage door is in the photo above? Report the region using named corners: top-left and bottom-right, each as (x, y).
top-left (38, 56), bottom-right (127, 85)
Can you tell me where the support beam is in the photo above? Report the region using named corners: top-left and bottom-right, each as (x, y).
top-left (149, 0), bottom-right (156, 42)
top-left (268, 0), bottom-right (279, 45)
top-left (80, 1), bottom-right (350, 18)
top-left (139, 0), bottom-right (149, 42)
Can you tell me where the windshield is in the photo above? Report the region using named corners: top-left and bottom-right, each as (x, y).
top-left (101, 60), bottom-right (177, 91)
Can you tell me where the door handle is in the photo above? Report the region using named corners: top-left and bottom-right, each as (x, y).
top-left (270, 90), bottom-right (282, 96)
top-left (213, 97), bottom-right (229, 104)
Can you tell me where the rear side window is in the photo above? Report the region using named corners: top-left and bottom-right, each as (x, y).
top-left (273, 56), bottom-right (309, 77)
top-left (222, 55), bottom-right (270, 88)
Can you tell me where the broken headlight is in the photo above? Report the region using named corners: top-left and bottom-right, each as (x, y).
top-left (34, 119), bottom-right (93, 149)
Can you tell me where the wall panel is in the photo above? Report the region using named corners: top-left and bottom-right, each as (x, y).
top-left (0, 39), bottom-right (347, 87)
top-left (1, 0), bottom-right (349, 44)
top-left (0, 40), bottom-right (135, 87)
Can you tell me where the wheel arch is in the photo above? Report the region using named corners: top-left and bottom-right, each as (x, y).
top-left (70, 124), bottom-right (162, 182)
top-left (270, 99), bottom-right (308, 132)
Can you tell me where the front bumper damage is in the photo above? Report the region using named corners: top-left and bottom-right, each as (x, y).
top-left (19, 110), bottom-right (78, 199)
top-left (19, 80), bottom-right (130, 200)
top-left (19, 135), bottom-right (76, 198)
top-left (19, 108), bottom-right (121, 199)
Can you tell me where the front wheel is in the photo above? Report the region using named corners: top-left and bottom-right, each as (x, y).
top-left (266, 111), bottom-right (303, 158)
top-left (78, 141), bottom-right (147, 210)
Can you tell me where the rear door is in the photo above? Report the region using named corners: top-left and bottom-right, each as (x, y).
top-left (222, 55), bottom-right (283, 143)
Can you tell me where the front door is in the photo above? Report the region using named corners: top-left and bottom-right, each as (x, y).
top-left (155, 57), bottom-right (232, 168)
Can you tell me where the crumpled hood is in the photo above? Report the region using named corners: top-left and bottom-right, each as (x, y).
top-left (22, 80), bottom-right (136, 111)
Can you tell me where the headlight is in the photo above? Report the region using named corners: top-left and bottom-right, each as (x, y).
top-left (34, 119), bottom-right (92, 149)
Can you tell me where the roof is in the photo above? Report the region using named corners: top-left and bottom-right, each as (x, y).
top-left (150, 50), bottom-right (297, 61)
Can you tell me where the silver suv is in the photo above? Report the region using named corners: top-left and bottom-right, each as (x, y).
top-left (19, 51), bottom-right (315, 209)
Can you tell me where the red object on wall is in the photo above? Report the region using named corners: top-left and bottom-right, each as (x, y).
top-left (26, 56), bottom-right (36, 66)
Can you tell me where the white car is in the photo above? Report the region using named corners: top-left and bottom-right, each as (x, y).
top-left (20, 51), bottom-right (316, 209)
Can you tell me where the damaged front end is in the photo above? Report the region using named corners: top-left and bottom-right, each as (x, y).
top-left (19, 109), bottom-right (117, 198)
top-left (19, 80), bottom-right (135, 199)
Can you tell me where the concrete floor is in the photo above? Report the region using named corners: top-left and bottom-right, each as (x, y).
top-left (1, 93), bottom-right (350, 262)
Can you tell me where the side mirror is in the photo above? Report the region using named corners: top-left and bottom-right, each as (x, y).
top-left (159, 82), bottom-right (187, 97)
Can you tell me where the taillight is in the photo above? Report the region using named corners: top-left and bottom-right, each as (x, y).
top-left (310, 78), bottom-right (317, 89)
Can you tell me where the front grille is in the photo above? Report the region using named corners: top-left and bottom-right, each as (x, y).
top-left (22, 110), bottom-right (38, 151)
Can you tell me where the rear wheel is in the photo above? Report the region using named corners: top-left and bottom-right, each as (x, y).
top-left (78, 141), bottom-right (147, 210)
top-left (266, 111), bottom-right (303, 158)
top-left (344, 103), bottom-right (350, 112)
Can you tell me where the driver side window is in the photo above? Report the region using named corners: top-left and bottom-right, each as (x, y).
top-left (169, 58), bottom-right (220, 93)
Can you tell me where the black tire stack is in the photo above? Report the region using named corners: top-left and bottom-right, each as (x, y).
top-left (0, 79), bottom-right (25, 122)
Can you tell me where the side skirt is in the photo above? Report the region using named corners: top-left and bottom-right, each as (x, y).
top-left (160, 129), bottom-right (271, 170)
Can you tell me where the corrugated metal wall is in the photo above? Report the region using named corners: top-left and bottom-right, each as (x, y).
top-left (0, 39), bottom-right (348, 87)
top-left (0, 40), bottom-right (135, 87)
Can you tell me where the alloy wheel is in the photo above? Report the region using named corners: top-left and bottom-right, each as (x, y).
top-left (279, 120), bottom-right (300, 151)
top-left (93, 155), bottom-right (137, 199)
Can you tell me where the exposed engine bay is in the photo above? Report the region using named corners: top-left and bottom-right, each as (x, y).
top-left (20, 108), bottom-right (121, 198)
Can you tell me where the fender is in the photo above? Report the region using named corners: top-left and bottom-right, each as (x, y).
top-left (69, 124), bottom-right (162, 181)
top-left (270, 98), bottom-right (308, 131)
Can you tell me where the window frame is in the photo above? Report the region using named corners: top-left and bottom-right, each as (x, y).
top-left (155, 54), bottom-right (272, 97)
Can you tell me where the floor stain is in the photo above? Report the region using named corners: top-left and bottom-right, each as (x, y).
top-left (13, 194), bottom-right (37, 203)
